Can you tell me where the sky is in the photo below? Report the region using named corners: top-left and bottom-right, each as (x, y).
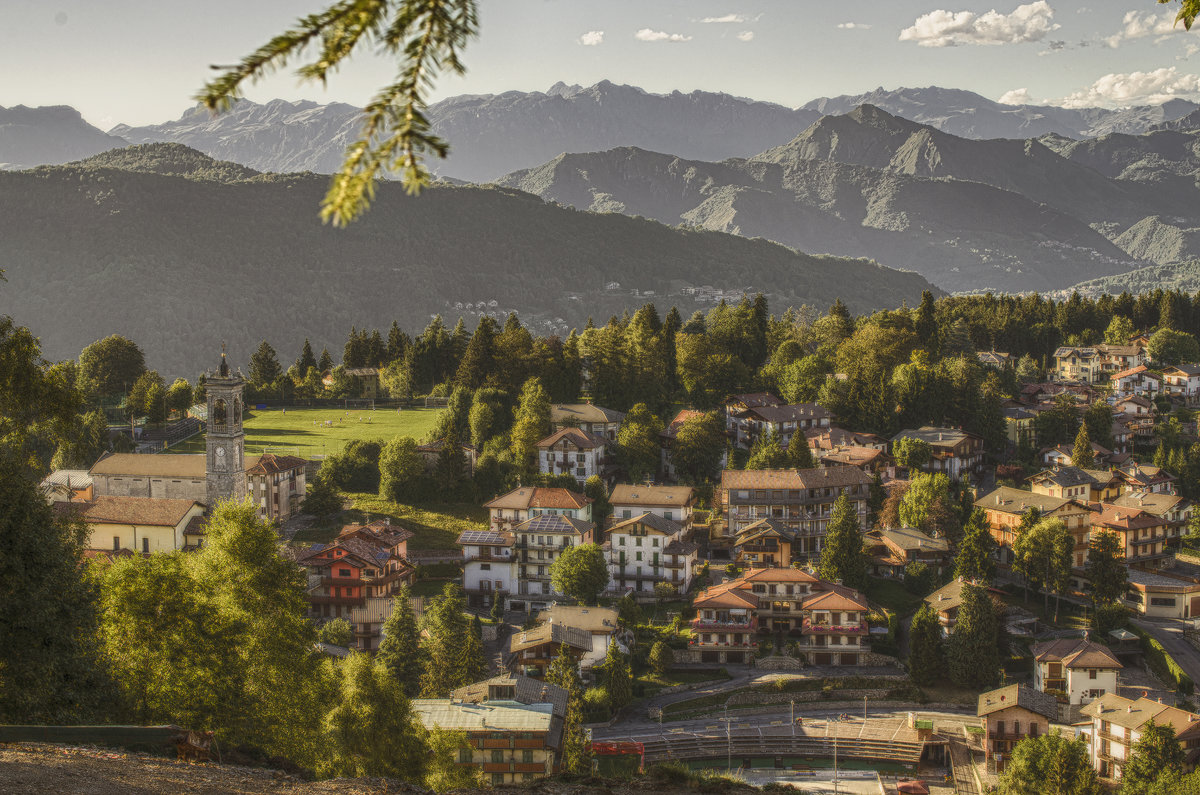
top-left (2, 0), bottom-right (1199, 129)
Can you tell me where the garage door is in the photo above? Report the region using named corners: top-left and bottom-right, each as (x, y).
top-left (727, 652), bottom-right (743, 664)
top-left (840, 653), bottom-right (856, 666)
top-left (701, 651), bottom-right (719, 663)
top-left (814, 653), bottom-right (832, 666)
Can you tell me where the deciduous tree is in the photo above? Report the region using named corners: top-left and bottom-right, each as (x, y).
top-left (997, 732), bottom-right (1100, 795)
top-left (671, 411), bottom-right (727, 484)
top-left (618, 403), bottom-right (664, 482)
top-left (550, 543), bottom-right (609, 605)
top-left (1122, 720), bottom-right (1185, 795)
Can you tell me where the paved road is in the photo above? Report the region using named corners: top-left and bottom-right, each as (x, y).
top-left (948, 740), bottom-right (980, 795)
top-left (594, 707), bottom-right (977, 741)
top-left (1133, 618), bottom-right (1200, 688)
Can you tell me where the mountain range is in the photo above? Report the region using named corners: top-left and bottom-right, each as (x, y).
top-left (0, 105), bottom-right (127, 170)
top-left (0, 144), bottom-right (934, 376)
top-left (498, 103), bottom-right (1200, 293)
top-left (7, 83), bottom-right (1200, 183)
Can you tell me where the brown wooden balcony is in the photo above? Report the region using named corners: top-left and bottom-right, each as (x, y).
top-left (802, 619), bottom-right (868, 635)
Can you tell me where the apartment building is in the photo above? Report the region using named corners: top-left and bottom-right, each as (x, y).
top-left (890, 426), bottom-right (984, 480)
top-left (535, 427), bottom-right (610, 485)
top-left (457, 529), bottom-right (516, 609)
top-left (717, 467), bottom-right (871, 561)
top-left (609, 484), bottom-right (696, 527)
top-left (604, 512), bottom-right (698, 597)
top-left (483, 487), bottom-right (592, 533)
top-left (1079, 694), bottom-right (1200, 781)
top-left (549, 403), bottom-right (624, 440)
top-left (689, 568), bottom-right (870, 666)
top-left (977, 685), bottom-right (1059, 774)
top-left (509, 513), bottom-right (594, 610)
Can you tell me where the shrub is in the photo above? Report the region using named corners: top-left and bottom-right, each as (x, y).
top-left (1132, 625), bottom-right (1194, 695)
top-left (582, 686), bottom-right (612, 723)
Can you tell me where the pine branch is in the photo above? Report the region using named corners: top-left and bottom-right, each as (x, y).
top-left (196, 0), bottom-right (478, 226)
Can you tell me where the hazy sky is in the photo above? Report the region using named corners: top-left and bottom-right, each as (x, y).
top-left (3, 0), bottom-right (1199, 128)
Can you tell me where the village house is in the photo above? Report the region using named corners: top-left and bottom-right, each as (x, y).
top-left (977, 685), bottom-right (1059, 774)
top-left (245, 453), bottom-right (308, 522)
top-left (1116, 462), bottom-right (1176, 495)
top-left (535, 427), bottom-right (609, 485)
top-left (1002, 407), bottom-right (1036, 447)
top-left (1163, 364), bottom-right (1200, 403)
top-left (716, 467), bottom-right (872, 561)
top-left (1123, 567), bottom-right (1200, 619)
top-left (1052, 344), bottom-right (1146, 384)
top-left (39, 469), bottom-right (94, 503)
top-left (549, 403), bottom-right (624, 440)
top-left (818, 445), bottom-right (893, 476)
top-left (732, 518), bottom-right (798, 569)
top-left (890, 426), bottom-right (984, 480)
top-left (61, 496), bottom-right (207, 555)
top-left (1030, 637), bottom-right (1122, 705)
top-left (1079, 694), bottom-right (1200, 781)
top-left (416, 438), bottom-right (479, 475)
top-left (976, 486), bottom-right (1094, 568)
top-left (507, 605), bottom-right (628, 680)
top-left (1040, 441), bottom-right (1114, 468)
top-left (977, 351), bottom-right (1012, 369)
top-left (1028, 466), bottom-right (1121, 503)
top-left (509, 513), bottom-right (595, 610)
top-left (805, 427), bottom-right (887, 453)
top-left (724, 392), bottom-right (783, 420)
top-left (1110, 365), bottom-right (1161, 399)
top-left (728, 402), bottom-right (833, 450)
top-left (342, 367), bottom-right (381, 398)
top-left (1092, 504), bottom-right (1171, 568)
top-left (688, 568), bottom-right (871, 666)
top-left (411, 693), bottom-right (562, 785)
top-left (864, 526), bottom-right (952, 579)
top-left (1115, 396), bottom-right (1157, 442)
top-left (457, 529), bottom-right (516, 609)
top-left (1110, 491), bottom-right (1191, 546)
top-left (483, 487), bottom-right (592, 533)
top-left (609, 484), bottom-right (696, 526)
top-left (604, 512), bottom-right (697, 597)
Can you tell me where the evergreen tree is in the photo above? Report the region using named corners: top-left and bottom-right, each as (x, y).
top-left (318, 347), bottom-right (334, 372)
top-left (1082, 401), bottom-right (1115, 451)
top-left (322, 653), bottom-right (427, 780)
top-left (602, 641), bottom-right (632, 712)
top-left (817, 495), bottom-right (868, 589)
top-left (1122, 720), bottom-right (1185, 795)
top-left (915, 290), bottom-right (938, 353)
top-left (420, 583), bottom-right (481, 696)
top-left (1072, 422), bottom-right (1095, 468)
top-left (947, 583), bottom-right (1000, 689)
top-left (376, 585), bottom-right (423, 696)
top-left (343, 327), bottom-right (367, 368)
top-left (788, 432), bottom-right (816, 469)
top-left (649, 641), bottom-right (674, 676)
top-left (955, 508), bottom-right (998, 582)
top-left (546, 646), bottom-right (592, 774)
top-left (454, 316), bottom-right (496, 391)
top-left (0, 455), bottom-right (111, 723)
top-left (297, 338), bottom-right (318, 373)
top-left (385, 322), bottom-right (409, 365)
top-left (510, 377), bottom-right (551, 470)
top-left (746, 428), bottom-right (789, 469)
top-left (867, 473), bottom-right (887, 526)
top-left (617, 403), bottom-right (665, 482)
top-left (249, 340), bottom-right (282, 385)
top-left (302, 468), bottom-right (343, 517)
top-left (584, 475), bottom-right (612, 530)
top-left (1085, 531), bottom-right (1127, 607)
top-left (907, 604), bottom-right (944, 687)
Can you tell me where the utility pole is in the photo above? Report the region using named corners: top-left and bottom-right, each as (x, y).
top-left (791, 700), bottom-right (795, 738)
top-left (725, 705), bottom-right (731, 773)
top-left (864, 694), bottom-right (867, 721)
top-left (833, 716), bottom-right (840, 795)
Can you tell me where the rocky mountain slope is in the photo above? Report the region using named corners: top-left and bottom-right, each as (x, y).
top-left (0, 105), bottom-right (127, 170)
top-left (497, 106), bottom-right (1155, 293)
top-left (802, 86), bottom-right (1199, 140)
top-left (0, 145), bottom-right (934, 375)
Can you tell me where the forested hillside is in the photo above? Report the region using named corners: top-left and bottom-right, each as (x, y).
top-left (0, 145), bottom-right (934, 376)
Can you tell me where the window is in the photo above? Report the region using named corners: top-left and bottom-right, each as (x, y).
top-left (491, 773), bottom-right (505, 785)
top-left (618, 536), bottom-right (626, 546)
top-left (459, 748), bottom-right (473, 763)
top-left (522, 750), bottom-right (533, 763)
top-left (480, 563), bottom-right (491, 571)
top-left (636, 551), bottom-right (643, 561)
top-left (1089, 669), bottom-right (1097, 680)
top-left (652, 537), bottom-right (659, 547)
top-left (339, 568), bottom-right (351, 578)
top-left (623, 509), bottom-right (632, 519)
top-left (491, 750), bottom-right (505, 763)
top-left (142, 537), bottom-right (150, 554)
top-left (664, 511), bottom-right (673, 520)
top-left (1151, 597), bottom-right (1177, 607)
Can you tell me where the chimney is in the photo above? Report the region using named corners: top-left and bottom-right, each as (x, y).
top-left (1128, 705), bottom-right (1134, 713)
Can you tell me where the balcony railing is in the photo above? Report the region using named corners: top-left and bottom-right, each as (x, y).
top-left (688, 638), bottom-right (757, 648)
top-left (308, 595), bottom-right (365, 607)
top-left (802, 619), bottom-right (869, 634)
top-left (691, 617), bottom-right (758, 631)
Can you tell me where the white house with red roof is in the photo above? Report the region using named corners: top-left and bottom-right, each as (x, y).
top-left (482, 486), bottom-right (593, 532)
top-left (1110, 365), bottom-right (1161, 399)
top-left (1031, 637), bottom-right (1122, 705)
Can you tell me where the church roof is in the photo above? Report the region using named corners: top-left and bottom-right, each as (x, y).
top-left (91, 452), bottom-right (270, 480)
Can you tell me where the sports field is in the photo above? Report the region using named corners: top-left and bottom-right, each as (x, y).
top-left (171, 405), bottom-right (444, 457)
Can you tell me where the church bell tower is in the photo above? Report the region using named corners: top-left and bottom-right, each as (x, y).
top-left (206, 344), bottom-right (247, 507)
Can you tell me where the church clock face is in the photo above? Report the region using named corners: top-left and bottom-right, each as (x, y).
top-left (215, 446), bottom-right (226, 470)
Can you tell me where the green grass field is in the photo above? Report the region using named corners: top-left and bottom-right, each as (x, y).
top-left (171, 406), bottom-right (444, 457)
top-left (291, 493), bottom-right (488, 551)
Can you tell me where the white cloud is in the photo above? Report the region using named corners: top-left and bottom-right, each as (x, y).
top-left (577, 30), bottom-right (604, 46)
top-left (701, 14), bottom-right (747, 24)
top-left (998, 87), bottom-right (1033, 105)
top-left (737, 30), bottom-right (755, 41)
top-left (1103, 10), bottom-right (1178, 48)
top-left (1060, 67), bottom-right (1200, 107)
top-left (635, 28), bottom-right (693, 43)
top-left (837, 22), bottom-right (873, 30)
top-left (899, 1), bottom-right (1060, 47)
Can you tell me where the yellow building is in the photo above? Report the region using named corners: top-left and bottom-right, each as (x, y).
top-left (65, 495), bottom-right (207, 554)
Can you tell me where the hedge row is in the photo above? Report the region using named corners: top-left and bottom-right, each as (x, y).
top-left (1131, 625), bottom-right (1195, 695)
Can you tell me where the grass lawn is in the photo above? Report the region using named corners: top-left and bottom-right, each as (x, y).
top-left (1000, 591), bottom-right (1089, 631)
top-left (865, 577), bottom-right (924, 618)
top-left (290, 493), bottom-right (487, 551)
top-left (171, 406), bottom-right (444, 457)
top-left (636, 668), bottom-right (730, 699)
